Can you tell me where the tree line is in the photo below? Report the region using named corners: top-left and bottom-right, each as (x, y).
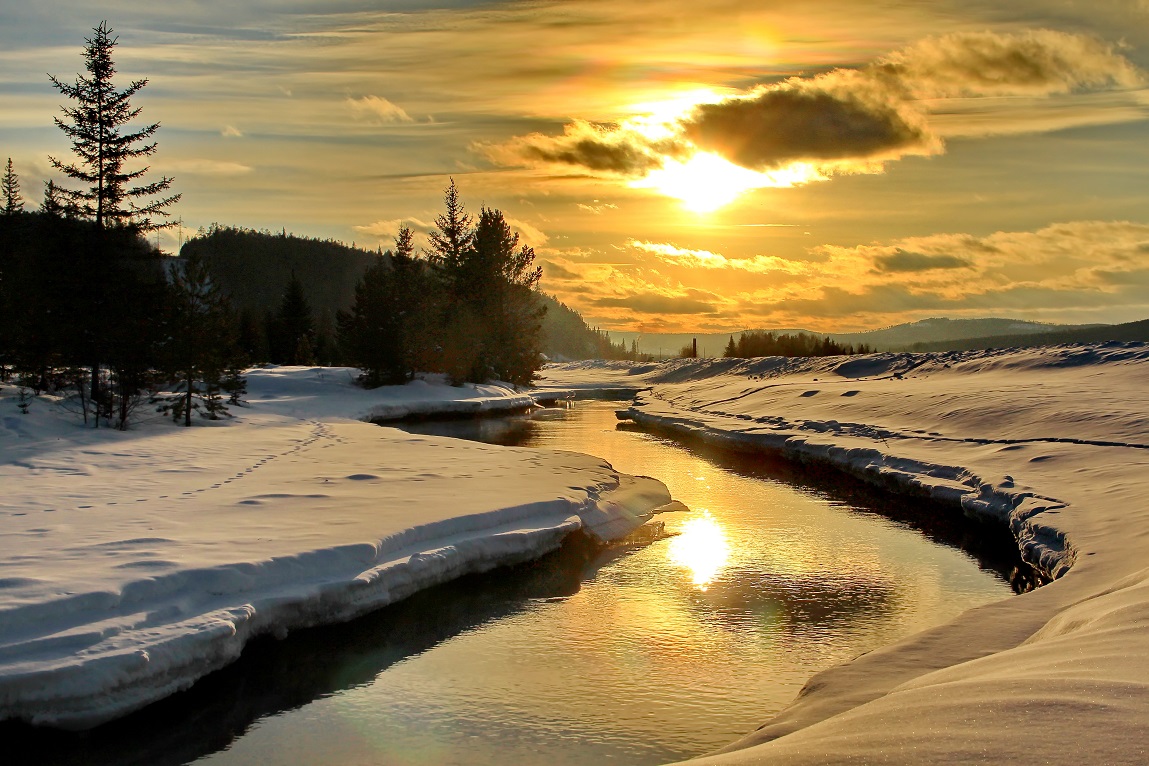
top-left (723, 331), bottom-right (873, 358)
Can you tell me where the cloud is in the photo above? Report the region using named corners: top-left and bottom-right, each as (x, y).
top-left (167, 159), bottom-right (252, 176)
top-left (680, 75), bottom-right (935, 171)
top-left (347, 95), bottom-right (414, 124)
top-left (539, 259), bottom-right (583, 280)
top-left (488, 29), bottom-right (1142, 182)
top-left (875, 29), bottom-right (1143, 99)
top-left (577, 201), bottom-right (618, 214)
top-left (594, 292), bottom-right (718, 315)
top-left (486, 120), bottom-right (680, 177)
top-left (353, 217), bottom-right (434, 239)
top-left (505, 216), bottom-right (549, 248)
top-left (628, 240), bottom-right (811, 274)
top-left (872, 249), bottom-right (973, 272)
top-left (221, 125), bottom-right (243, 137)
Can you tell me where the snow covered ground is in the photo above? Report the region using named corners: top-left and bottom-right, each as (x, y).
top-left (544, 345), bottom-right (1149, 764)
top-left (0, 367), bottom-right (670, 729)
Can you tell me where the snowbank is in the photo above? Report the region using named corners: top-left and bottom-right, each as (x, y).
top-left (546, 345), bottom-right (1149, 764)
top-left (0, 367), bottom-right (670, 729)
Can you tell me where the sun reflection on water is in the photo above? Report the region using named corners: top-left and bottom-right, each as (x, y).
top-left (667, 512), bottom-right (730, 590)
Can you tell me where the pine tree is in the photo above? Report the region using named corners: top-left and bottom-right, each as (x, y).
top-left (426, 179), bottom-right (474, 275)
top-left (459, 207), bottom-right (545, 385)
top-left (724, 335), bottom-right (737, 357)
top-left (48, 21), bottom-right (180, 231)
top-left (2, 158), bottom-right (23, 215)
top-left (338, 227), bottom-right (436, 386)
top-left (41, 180), bottom-right (66, 216)
top-left (161, 251), bottom-right (241, 425)
top-left (270, 272), bottom-right (315, 364)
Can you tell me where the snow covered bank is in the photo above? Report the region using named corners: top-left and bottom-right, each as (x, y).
top-left (0, 367), bottom-right (671, 729)
top-left (531, 359), bottom-right (651, 402)
top-left (545, 345), bottom-right (1149, 764)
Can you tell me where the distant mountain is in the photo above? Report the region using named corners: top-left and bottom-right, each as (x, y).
top-left (612, 317), bottom-right (1105, 357)
top-left (829, 317), bottom-right (1102, 349)
top-left (909, 318), bottom-right (1149, 352)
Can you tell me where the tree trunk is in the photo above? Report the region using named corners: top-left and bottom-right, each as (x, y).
top-left (184, 370), bottom-right (193, 427)
top-left (90, 363), bottom-right (100, 428)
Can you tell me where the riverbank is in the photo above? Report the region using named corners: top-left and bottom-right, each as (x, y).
top-left (0, 367), bottom-right (671, 730)
top-left (544, 345), bottom-right (1149, 764)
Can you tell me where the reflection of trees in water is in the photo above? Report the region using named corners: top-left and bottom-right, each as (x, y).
top-left (0, 534), bottom-right (603, 766)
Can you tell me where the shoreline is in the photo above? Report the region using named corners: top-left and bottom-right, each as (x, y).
top-left (539, 348), bottom-right (1149, 765)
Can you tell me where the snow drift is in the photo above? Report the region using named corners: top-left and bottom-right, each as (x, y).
top-left (0, 367), bottom-right (671, 729)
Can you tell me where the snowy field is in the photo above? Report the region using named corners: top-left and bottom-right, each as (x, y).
top-left (0, 368), bottom-right (671, 729)
top-left (543, 344), bottom-right (1149, 764)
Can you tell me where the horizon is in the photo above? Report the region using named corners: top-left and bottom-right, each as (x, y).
top-left (2, 1), bottom-right (1148, 333)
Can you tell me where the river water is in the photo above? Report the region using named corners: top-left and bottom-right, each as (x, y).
top-left (14, 401), bottom-right (1023, 766)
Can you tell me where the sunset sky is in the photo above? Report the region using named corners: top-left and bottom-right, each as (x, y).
top-left (2, 0), bottom-right (1148, 333)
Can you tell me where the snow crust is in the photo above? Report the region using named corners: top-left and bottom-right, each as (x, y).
top-left (544, 344), bottom-right (1149, 764)
top-left (0, 366), bottom-right (670, 729)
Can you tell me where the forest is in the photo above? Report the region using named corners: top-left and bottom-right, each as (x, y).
top-left (0, 22), bottom-right (624, 430)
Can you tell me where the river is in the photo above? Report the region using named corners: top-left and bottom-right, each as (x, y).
top-left (12, 401), bottom-right (1026, 766)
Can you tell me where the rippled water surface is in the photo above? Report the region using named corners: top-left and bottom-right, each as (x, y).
top-left (190, 402), bottom-right (1018, 766)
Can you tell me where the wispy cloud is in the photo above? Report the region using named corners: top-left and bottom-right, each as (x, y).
top-left (347, 95), bottom-right (414, 124)
top-left (167, 159), bottom-right (253, 176)
top-left (628, 240), bottom-right (811, 274)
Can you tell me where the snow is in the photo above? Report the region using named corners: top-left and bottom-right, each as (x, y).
top-left (542, 344), bottom-right (1149, 764)
top-left (0, 366), bottom-right (670, 729)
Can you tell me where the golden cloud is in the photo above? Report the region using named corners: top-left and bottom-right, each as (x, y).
top-left (486, 29), bottom-right (1142, 186)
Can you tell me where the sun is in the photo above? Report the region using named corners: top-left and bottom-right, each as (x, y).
top-left (631, 152), bottom-right (822, 213)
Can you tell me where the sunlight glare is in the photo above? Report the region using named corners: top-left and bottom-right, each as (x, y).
top-left (631, 153), bottom-right (823, 213)
top-left (667, 512), bottom-right (730, 590)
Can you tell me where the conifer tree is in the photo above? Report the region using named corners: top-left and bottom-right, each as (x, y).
top-left (271, 272), bottom-right (315, 364)
top-left (338, 226), bottom-right (435, 385)
top-left (41, 180), bottom-right (66, 216)
top-left (48, 21), bottom-right (180, 231)
top-left (161, 251), bottom-right (241, 425)
top-left (2, 158), bottom-right (23, 215)
top-left (426, 179), bottom-right (473, 274)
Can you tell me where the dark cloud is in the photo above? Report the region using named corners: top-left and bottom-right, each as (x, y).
top-left (594, 293), bottom-right (717, 314)
top-left (681, 85), bottom-right (931, 170)
top-left (488, 120), bottom-right (679, 177)
top-left (873, 249), bottom-right (973, 272)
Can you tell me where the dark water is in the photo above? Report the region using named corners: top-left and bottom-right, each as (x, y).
top-left (9, 402), bottom-right (1024, 766)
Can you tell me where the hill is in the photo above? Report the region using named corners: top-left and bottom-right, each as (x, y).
top-left (180, 226), bottom-right (614, 361)
top-left (909, 318), bottom-right (1149, 351)
top-left (612, 317), bottom-right (1102, 357)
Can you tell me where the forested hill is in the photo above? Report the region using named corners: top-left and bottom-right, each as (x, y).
top-left (179, 226), bottom-right (383, 316)
top-left (179, 225), bottom-right (619, 361)
top-left (909, 318), bottom-right (1149, 351)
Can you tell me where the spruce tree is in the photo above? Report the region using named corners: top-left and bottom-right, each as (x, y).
top-left (41, 180), bottom-right (66, 216)
top-left (271, 272), bottom-right (315, 364)
top-left (48, 21), bottom-right (180, 231)
top-left (338, 227), bottom-right (434, 386)
top-left (2, 158), bottom-right (23, 215)
top-left (162, 251), bottom-right (241, 425)
top-left (426, 179), bottom-right (473, 274)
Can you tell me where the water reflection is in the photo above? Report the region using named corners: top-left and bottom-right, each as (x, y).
top-left (667, 512), bottom-right (729, 589)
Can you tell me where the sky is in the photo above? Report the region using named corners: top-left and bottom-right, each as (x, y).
top-left (2, 0), bottom-right (1148, 333)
